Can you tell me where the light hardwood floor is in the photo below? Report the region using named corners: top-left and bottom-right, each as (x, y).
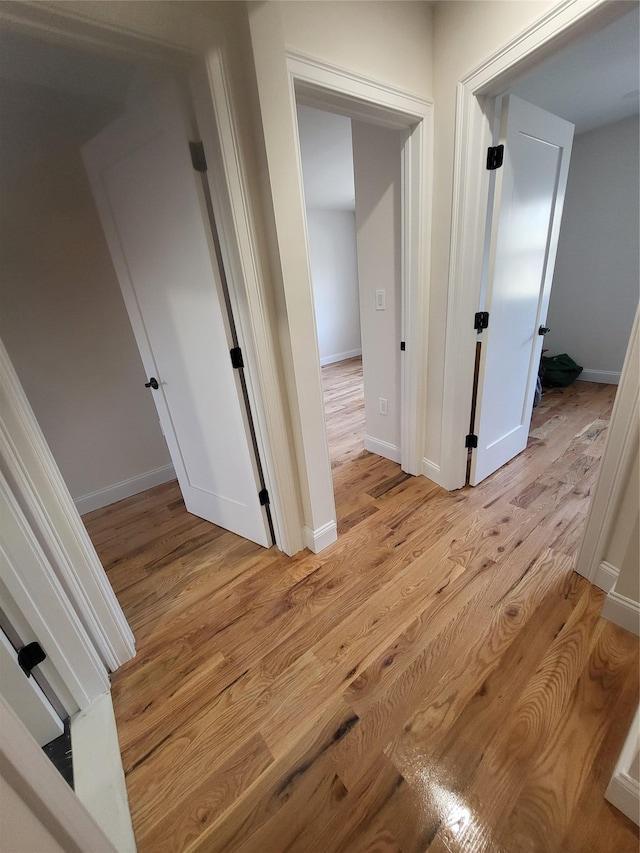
top-left (84, 370), bottom-right (639, 852)
top-left (322, 356), bottom-right (365, 470)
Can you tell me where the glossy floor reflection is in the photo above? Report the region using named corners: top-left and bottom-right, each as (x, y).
top-left (85, 378), bottom-right (639, 851)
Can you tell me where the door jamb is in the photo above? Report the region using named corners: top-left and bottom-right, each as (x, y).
top-left (190, 58), bottom-right (304, 554)
top-left (0, 338), bottom-right (133, 676)
top-left (286, 50), bottom-right (433, 511)
top-left (0, 694), bottom-right (117, 853)
top-left (575, 307), bottom-right (639, 586)
top-left (438, 0), bottom-right (625, 490)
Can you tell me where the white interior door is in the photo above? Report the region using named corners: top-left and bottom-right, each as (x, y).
top-left (470, 95), bottom-right (574, 486)
top-left (82, 84), bottom-right (269, 547)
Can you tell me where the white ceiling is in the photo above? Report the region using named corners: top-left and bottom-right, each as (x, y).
top-left (508, 4), bottom-right (639, 134)
top-left (297, 105), bottom-right (355, 211)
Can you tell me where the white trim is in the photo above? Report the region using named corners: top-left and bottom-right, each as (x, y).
top-left (439, 0), bottom-right (624, 489)
top-left (71, 692), bottom-right (136, 853)
top-left (576, 308), bottom-right (639, 582)
top-left (0, 629), bottom-right (64, 746)
top-left (192, 54), bottom-right (304, 556)
top-left (606, 771), bottom-right (640, 826)
top-left (287, 50), bottom-right (433, 127)
top-left (0, 338), bottom-right (135, 671)
top-left (0, 694), bottom-right (117, 853)
top-left (303, 520), bottom-right (337, 554)
top-left (606, 707), bottom-right (640, 826)
top-left (400, 115), bottom-right (431, 477)
top-left (578, 370), bottom-right (620, 385)
top-left (601, 590), bottom-right (640, 637)
top-left (288, 50), bottom-right (432, 482)
top-left (593, 561), bottom-right (619, 593)
top-left (364, 436), bottom-right (401, 464)
top-left (422, 458), bottom-right (442, 484)
top-left (319, 349), bottom-right (362, 367)
top-left (0, 470), bottom-right (109, 711)
top-left (75, 464), bottom-right (175, 516)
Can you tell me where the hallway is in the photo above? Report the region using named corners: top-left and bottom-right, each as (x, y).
top-left (83, 379), bottom-right (638, 852)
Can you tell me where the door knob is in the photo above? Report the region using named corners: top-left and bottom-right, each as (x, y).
top-left (145, 377), bottom-right (159, 390)
top-left (538, 326), bottom-right (550, 336)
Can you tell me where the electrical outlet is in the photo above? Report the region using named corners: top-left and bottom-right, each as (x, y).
top-left (375, 290), bottom-right (386, 310)
top-left (378, 397), bottom-right (388, 416)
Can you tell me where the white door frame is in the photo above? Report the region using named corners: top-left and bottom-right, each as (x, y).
top-left (438, 0), bottom-right (627, 490)
top-left (190, 56), bottom-right (303, 555)
top-left (575, 307), bottom-right (639, 587)
top-left (286, 51), bottom-right (433, 491)
top-left (0, 627), bottom-right (63, 746)
top-left (0, 468), bottom-right (109, 712)
top-left (0, 338), bottom-right (133, 677)
top-left (0, 694), bottom-right (117, 853)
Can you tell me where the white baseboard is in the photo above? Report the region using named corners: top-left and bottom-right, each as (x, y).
top-left (75, 464), bottom-right (176, 515)
top-left (578, 370), bottom-right (620, 384)
top-left (71, 691), bottom-right (136, 853)
top-left (364, 436), bottom-right (401, 463)
top-left (422, 457), bottom-right (446, 486)
top-left (601, 589), bottom-right (640, 636)
top-left (320, 348), bottom-right (362, 367)
top-left (303, 520), bottom-right (337, 553)
top-left (593, 560), bottom-right (619, 593)
top-left (607, 771), bottom-right (640, 825)
top-left (605, 707), bottom-right (640, 826)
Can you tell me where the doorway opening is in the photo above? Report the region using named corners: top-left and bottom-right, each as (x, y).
top-left (296, 103), bottom-right (406, 521)
top-left (287, 56), bottom-right (433, 546)
top-left (0, 27), bottom-right (274, 535)
top-left (442, 1), bottom-right (639, 494)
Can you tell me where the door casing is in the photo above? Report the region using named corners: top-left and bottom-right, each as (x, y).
top-left (284, 51), bottom-right (434, 551)
top-left (438, 0), bottom-right (628, 491)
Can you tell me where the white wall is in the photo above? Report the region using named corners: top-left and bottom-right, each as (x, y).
top-left (279, 1), bottom-right (433, 95)
top-left (297, 106), bottom-right (361, 366)
top-left (545, 116), bottom-right (639, 382)
top-left (0, 89), bottom-right (173, 512)
top-left (306, 209), bottom-right (361, 365)
top-left (296, 105), bottom-right (355, 211)
top-left (352, 121), bottom-right (403, 461)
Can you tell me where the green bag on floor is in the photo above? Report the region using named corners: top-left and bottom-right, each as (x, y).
top-left (541, 353), bottom-right (583, 388)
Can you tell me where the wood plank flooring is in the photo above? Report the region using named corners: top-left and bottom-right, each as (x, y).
top-left (83, 373), bottom-right (639, 853)
top-left (321, 356), bottom-right (365, 470)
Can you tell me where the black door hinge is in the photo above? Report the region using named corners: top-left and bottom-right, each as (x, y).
top-left (259, 488), bottom-right (270, 506)
top-left (18, 642), bottom-right (46, 677)
top-left (400, 341), bottom-right (406, 351)
top-left (474, 311), bottom-right (489, 331)
top-left (486, 144), bottom-right (504, 170)
top-left (465, 434), bottom-right (478, 449)
top-left (189, 140), bottom-right (208, 173)
top-left (230, 347), bottom-right (244, 369)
